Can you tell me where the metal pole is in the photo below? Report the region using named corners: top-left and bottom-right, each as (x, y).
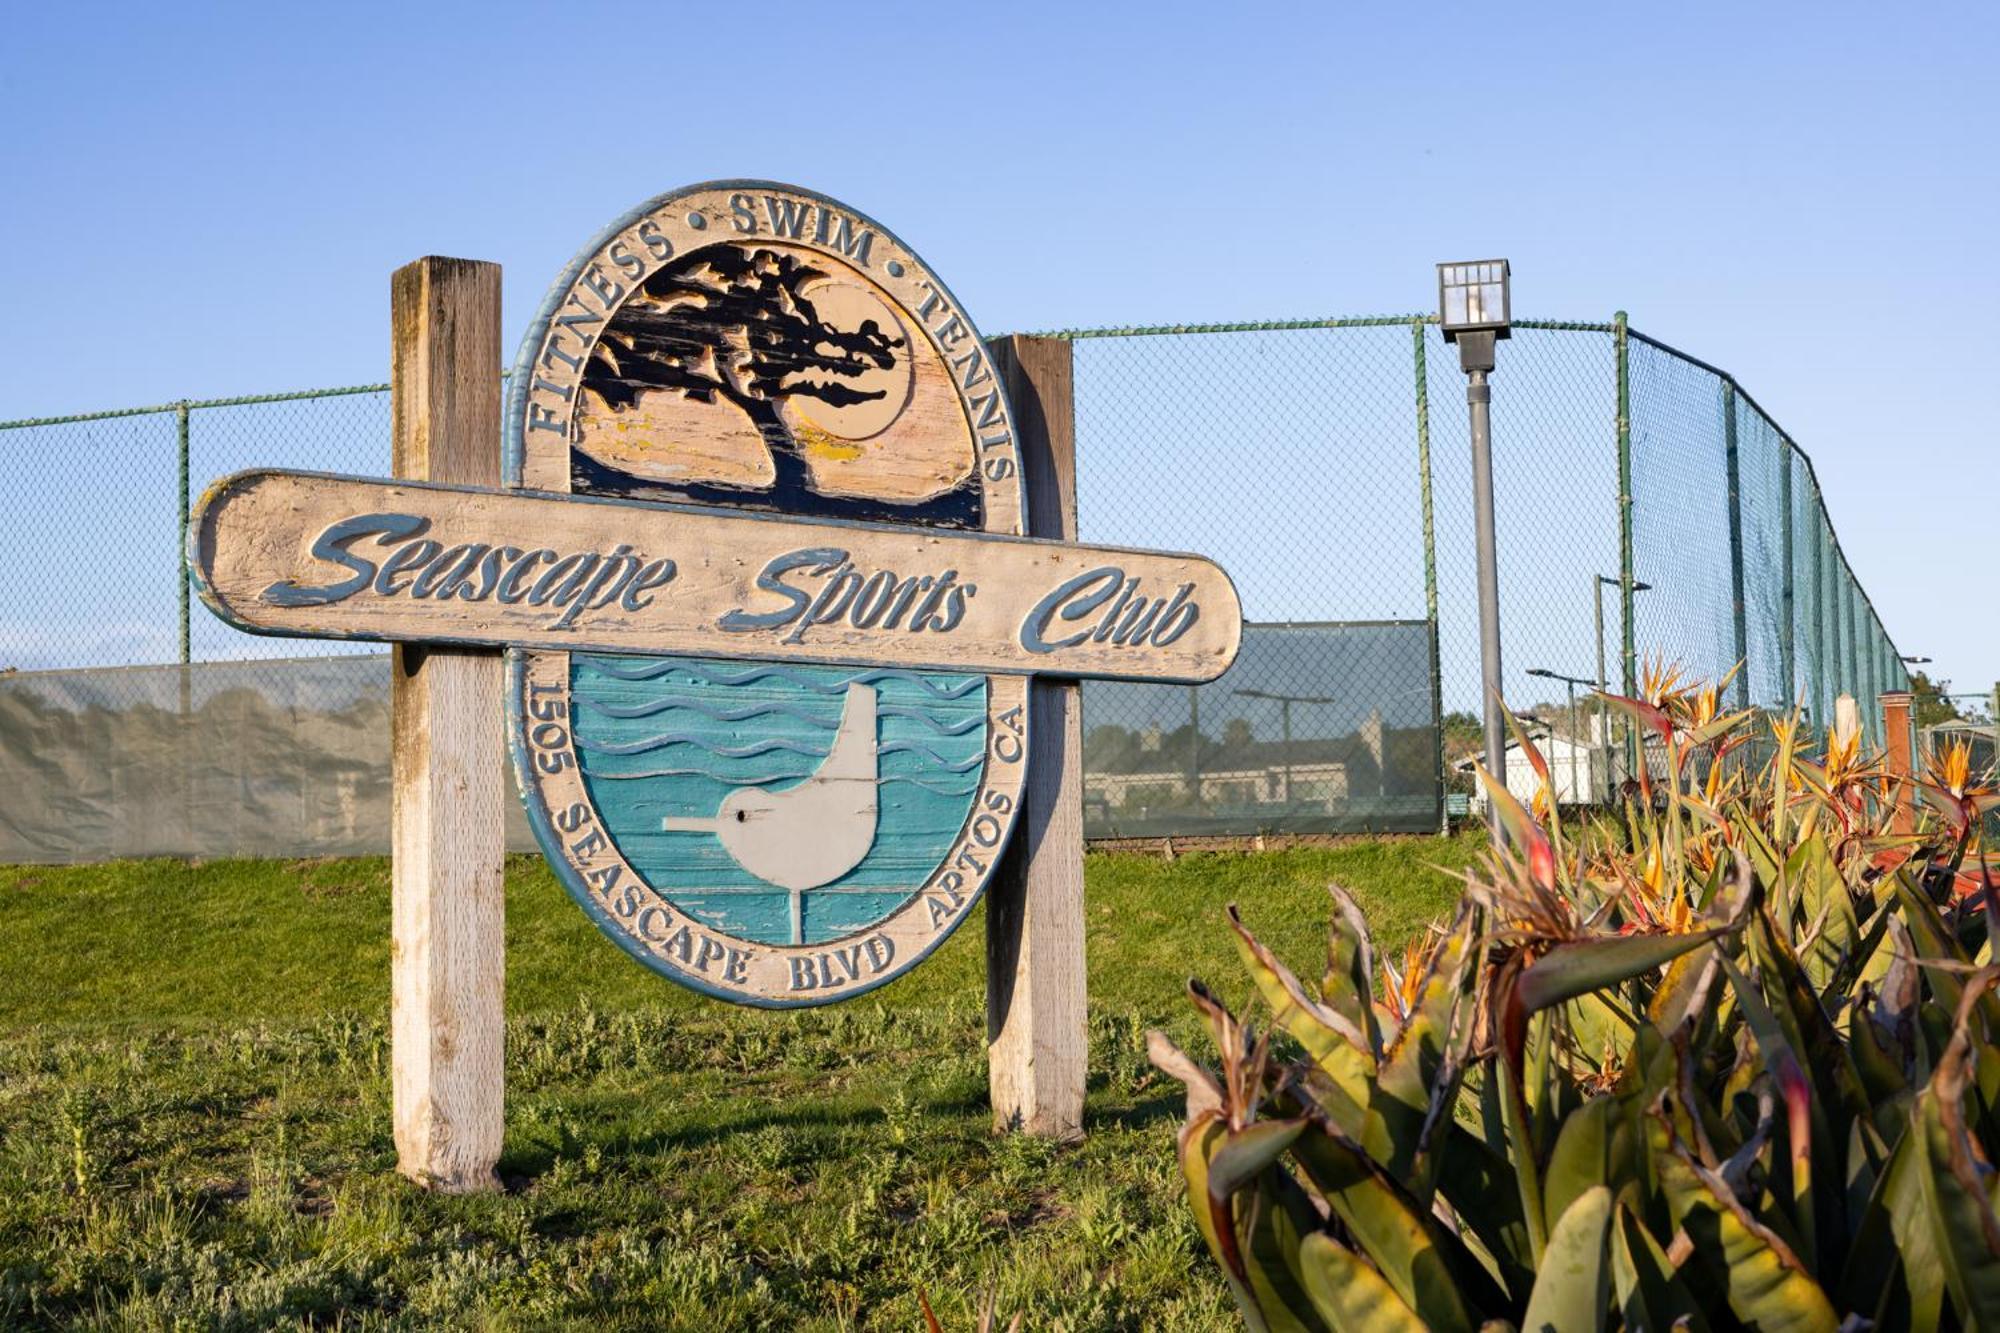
top-left (1593, 576), bottom-right (1606, 694)
top-left (1593, 576), bottom-right (1610, 801)
top-left (176, 400), bottom-right (191, 666)
top-left (176, 400), bottom-right (192, 720)
top-left (1189, 686), bottom-right (1202, 816)
top-left (1414, 321), bottom-right (1446, 835)
top-left (1468, 366), bottom-right (1505, 836)
top-left (1281, 699), bottom-right (1294, 806)
top-left (1722, 382), bottom-right (1749, 707)
top-left (1567, 678), bottom-right (1578, 786)
top-left (1615, 313), bottom-right (1637, 778)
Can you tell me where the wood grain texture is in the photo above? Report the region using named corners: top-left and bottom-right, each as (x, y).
top-left (190, 471), bottom-right (1242, 684)
top-left (1880, 691), bottom-right (1915, 835)
top-left (986, 336), bottom-right (1087, 1140)
top-left (390, 257), bottom-right (506, 1193)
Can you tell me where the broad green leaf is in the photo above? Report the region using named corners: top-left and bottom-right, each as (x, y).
top-left (1654, 1118), bottom-right (1840, 1333)
top-left (1610, 1203), bottom-right (1710, 1333)
top-left (1648, 944), bottom-right (1714, 1031)
top-left (1520, 1186), bottom-right (1612, 1333)
top-left (1286, 1119), bottom-right (1490, 1330)
top-left (1914, 1030), bottom-right (2000, 1326)
top-left (1543, 1095), bottom-right (1634, 1232)
top-left (1298, 1232), bottom-right (1428, 1333)
top-left (1178, 1115), bottom-right (1324, 1333)
top-left (1848, 1006), bottom-right (1911, 1105)
top-left (1563, 991), bottom-right (1635, 1078)
top-left (1738, 817), bottom-right (1789, 921)
top-left (1368, 1007), bottom-right (1445, 1183)
top-left (1752, 911), bottom-right (1881, 1181)
top-left (1516, 927), bottom-right (1727, 1014)
top-left (1434, 1120), bottom-right (1539, 1305)
top-left (1894, 876), bottom-right (1979, 1020)
top-left (1841, 1118), bottom-right (1943, 1333)
top-left (1237, 1165), bottom-right (1338, 1333)
top-left (1208, 1118), bottom-right (1309, 1210)
top-left (1497, 1045), bottom-right (1549, 1267)
top-left (1792, 832), bottom-right (1855, 992)
top-left (1179, 1117), bottom-right (1271, 1330)
top-left (1719, 954), bottom-right (1817, 1266)
top-left (1229, 906), bottom-right (1377, 1116)
top-left (1323, 883), bottom-right (1385, 1060)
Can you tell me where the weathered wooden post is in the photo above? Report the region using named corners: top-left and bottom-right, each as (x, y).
top-left (987, 336), bottom-right (1087, 1140)
top-left (388, 256), bottom-right (506, 1192)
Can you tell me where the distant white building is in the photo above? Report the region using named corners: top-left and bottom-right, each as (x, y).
top-left (1088, 760), bottom-right (1350, 811)
top-left (1454, 718), bottom-right (1673, 813)
top-left (1455, 721), bottom-right (1608, 811)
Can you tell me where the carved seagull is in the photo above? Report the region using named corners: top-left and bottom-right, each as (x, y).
top-left (662, 683), bottom-right (881, 914)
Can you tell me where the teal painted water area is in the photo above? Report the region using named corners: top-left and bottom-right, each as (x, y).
top-left (571, 655), bottom-right (987, 946)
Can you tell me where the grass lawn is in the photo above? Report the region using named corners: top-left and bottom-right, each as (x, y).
top-left (0, 835), bottom-right (1477, 1330)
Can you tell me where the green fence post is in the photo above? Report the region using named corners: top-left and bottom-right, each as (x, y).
top-left (1816, 500), bottom-right (1832, 728)
top-left (1832, 520), bottom-right (1840, 732)
top-left (1779, 447), bottom-right (1795, 711)
top-left (1615, 312), bottom-right (1636, 781)
top-left (1825, 544), bottom-right (1842, 717)
top-left (1859, 591), bottom-right (1873, 745)
top-left (1412, 320), bottom-right (1446, 832)
top-left (1722, 381), bottom-right (1749, 707)
top-left (176, 400), bottom-right (191, 666)
top-left (1864, 616), bottom-right (1880, 748)
top-left (1848, 572), bottom-right (1864, 736)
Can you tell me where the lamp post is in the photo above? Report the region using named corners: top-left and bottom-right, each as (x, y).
top-left (1233, 688), bottom-right (1336, 809)
top-left (1593, 575), bottom-right (1653, 700)
top-left (1439, 259), bottom-right (1512, 840)
top-left (1526, 667), bottom-right (1598, 803)
top-left (1593, 573), bottom-right (1651, 791)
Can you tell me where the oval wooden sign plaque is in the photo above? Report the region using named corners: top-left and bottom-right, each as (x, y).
top-left (505, 181), bottom-right (1040, 1005)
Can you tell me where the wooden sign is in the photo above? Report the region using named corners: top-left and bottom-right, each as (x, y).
top-left (191, 180), bottom-right (1242, 1012)
top-left (191, 470), bottom-right (1240, 683)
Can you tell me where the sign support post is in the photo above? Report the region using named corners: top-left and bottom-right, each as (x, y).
top-left (389, 256), bottom-right (506, 1192)
top-left (986, 336), bottom-right (1087, 1140)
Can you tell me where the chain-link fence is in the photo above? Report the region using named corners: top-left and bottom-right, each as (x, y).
top-left (0, 315), bottom-right (1909, 860)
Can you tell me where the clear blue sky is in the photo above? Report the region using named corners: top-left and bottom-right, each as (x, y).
top-left (2, 1), bottom-right (1993, 698)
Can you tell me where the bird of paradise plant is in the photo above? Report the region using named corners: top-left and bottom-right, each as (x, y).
top-left (1153, 676), bottom-right (2000, 1332)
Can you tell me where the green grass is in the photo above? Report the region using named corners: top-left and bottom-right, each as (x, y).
top-left (0, 835), bottom-right (1477, 1330)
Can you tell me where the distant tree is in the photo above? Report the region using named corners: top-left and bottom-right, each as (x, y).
top-left (1440, 710), bottom-right (1483, 760)
top-left (1910, 670), bottom-right (1972, 730)
top-left (1085, 724), bottom-right (1142, 774)
top-left (1221, 717), bottom-right (1255, 751)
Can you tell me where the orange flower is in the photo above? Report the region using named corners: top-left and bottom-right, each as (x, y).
top-left (1378, 928), bottom-right (1446, 1025)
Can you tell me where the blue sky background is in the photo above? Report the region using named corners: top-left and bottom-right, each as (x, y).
top-left (1, 1), bottom-right (1993, 698)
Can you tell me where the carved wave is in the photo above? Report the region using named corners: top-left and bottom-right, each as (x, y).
top-left (574, 695), bottom-right (984, 737)
top-left (573, 733), bottom-right (831, 760)
top-left (580, 763), bottom-right (979, 798)
top-left (586, 659), bottom-right (985, 701)
top-left (575, 696), bottom-right (841, 728)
